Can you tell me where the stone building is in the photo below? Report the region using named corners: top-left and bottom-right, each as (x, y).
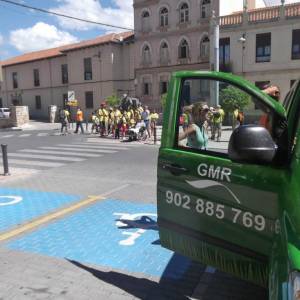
top-left (219, 0), bottom-right (300, 99)
top-left (133, 0), bottom-right (219, 109)
top-left (0, 32), bottom-right (134, 119)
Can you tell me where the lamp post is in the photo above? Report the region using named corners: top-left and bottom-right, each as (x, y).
top-left (211, 10), bottom-right (219, 106)
top-left (238, 34), bottom-right (246, 77)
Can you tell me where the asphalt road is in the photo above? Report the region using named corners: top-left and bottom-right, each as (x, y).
top-left (0, 129), bottom-right (267, 300)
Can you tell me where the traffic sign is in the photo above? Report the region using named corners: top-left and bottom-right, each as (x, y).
top-left (68, 91), bottom-right (75, 101)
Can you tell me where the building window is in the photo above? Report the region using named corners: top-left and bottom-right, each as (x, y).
top-left (35, 95), bottom-right (41, 110)
top-left (160, 7), bottom-right (168, 27)
top-left (33, 69), bottom-right (40, 87)
top-left (179, 39), bottom-right (189, 59)
top-left (84, 58), bottom-right (92, 80)
top-left (143, 82), bottom-right (150, 95)
top-left (160, 81), bottom-right (168, 94)
top-left (200, 36), bottom-right (210, 59)
top-left (85, 91), bottom-right (94, 109)
top-left (256, 33), bottom-right (271, 63)
top-left (12, 72), bottom-right (18, 89)
top-left (179, 3), bottom-right (189, 23)
top-left (219, 37), bottom-right (230, 71)
top-left (291, 80), bottom-right (297, 87)
top-left (141, 10), bottom-right (150, 32)
top-left (292, 29), bottom-right (300, 60)
top-left (160, 42), bottom-right (169, 64)
top-left (61, 64), bottom-right (68, 84)
top-left (142, 45), bottom-right (151, 65)
top-left (201, 0), bottom-right (211, 18)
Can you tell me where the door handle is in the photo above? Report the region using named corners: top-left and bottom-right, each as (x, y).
top-left (162, 163), bottom-right (188, 175)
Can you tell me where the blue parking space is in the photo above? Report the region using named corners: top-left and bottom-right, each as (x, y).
top-left (6, 199), bottom-right (191, 279)
top-left (0, 188), bottom-right (81, 232)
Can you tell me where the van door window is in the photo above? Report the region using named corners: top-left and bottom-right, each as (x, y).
top-left (177, 78), bottom-right (275, 155)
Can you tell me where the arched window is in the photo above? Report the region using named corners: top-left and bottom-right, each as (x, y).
top-left (201, 0), bottom-right (211, 19)
top-left (200, 36), bottom-right (210, 58)
top-left (160, 42), bottom-right (169, 64)
top-left (141, 10), bottom-right (150, 32)
top-left (180, 3), bottom-right (189, 23)
top-left (142, 45), bottom-right (151, 64)
top-left (160, 7), bottom-right (169, 27)
top-left (179, 39), bottom-right (189, 59)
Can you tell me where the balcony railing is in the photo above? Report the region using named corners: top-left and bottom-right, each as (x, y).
top-left (286, 2), bottom-right (300, 18)
top-left (219, 13), bottom-right (242, 26)
top-left (220, 3), bottom-right (300, 27)
top-left (248, 6), bottom-right (280, 23)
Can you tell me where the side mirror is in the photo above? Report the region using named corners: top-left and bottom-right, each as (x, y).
top-left (228, 125), bottom-right (277, 164)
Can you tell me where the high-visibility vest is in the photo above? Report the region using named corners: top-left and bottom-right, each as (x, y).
top-left (76, 110), bottom-right (83, 122)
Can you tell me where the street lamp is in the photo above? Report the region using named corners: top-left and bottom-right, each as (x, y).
top-left (238, 33), bottom-right (246, 76)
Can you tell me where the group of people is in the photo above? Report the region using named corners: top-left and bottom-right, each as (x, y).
top-left (59, 103), bottom-right (159, 140)
top-left (180, 104), bottom-right (225, 146)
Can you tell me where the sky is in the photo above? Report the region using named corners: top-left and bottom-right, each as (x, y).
top-left (1, 0), bottom-right (300, 60)
top-left (0, 0), bottom-right (134, 60)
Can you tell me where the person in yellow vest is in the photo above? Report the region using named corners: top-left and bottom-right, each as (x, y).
top-left (150, 109), bottom-right (159, 137)
top-left (60, 107), bottom-right (70, 135)
top-left (108, 107), bottom-right (115, 136)
top-left (113, 106), bottom-right (122, 139)
top-left (211, 105), bottom-right (225, 142)
top-left (74, 107), bottom-right (84, 134)
top-left (98, 103), bottom-right (109, 137)
top-left (232, 106), bottom-right (239, 129)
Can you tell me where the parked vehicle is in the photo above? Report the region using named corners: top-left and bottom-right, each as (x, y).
top-left (157, 71), bottom-right (300, 299)
top-left (0, 108), bottom-right (10, 118)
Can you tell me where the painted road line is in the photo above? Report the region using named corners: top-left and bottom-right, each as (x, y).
top-left (8, 159), bottom-right (65, 167)
top-left (19, 134), bottom-right (31, 137)
top-left (8, 153), bottom-right (85, 162)
top-left (1, 135), bottom-right (14, 138)
top-left (0, 195), bottom-right (105, 242)
top-left (40, 146), bottom-right (117, 154)
top-left (86, 139), bottom-right (142, 146)
top-left (57, 144), bottom-right (129, 150)
top-left (37, 133), bottom-right (49, 137)
top-left (19, 149), bottom-right (102, 158)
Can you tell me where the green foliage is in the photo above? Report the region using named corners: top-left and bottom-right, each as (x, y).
top-left (106, 94), bottom-right (120, 107)
top-left (220, 86), bottom-right (251, 113)
top-left (161, 93), bottom-right (168, 110)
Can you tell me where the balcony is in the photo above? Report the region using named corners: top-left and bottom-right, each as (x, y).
top-left (219, 2), bottom-right (300, 28)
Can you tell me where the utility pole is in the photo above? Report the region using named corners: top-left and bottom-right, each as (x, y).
top-left (211, 10), bottom-right (219, 106)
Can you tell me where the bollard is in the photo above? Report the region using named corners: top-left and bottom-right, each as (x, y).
top-left (1, 144), bottom-right (10, 176)
top-left (154, 122), bottom-right (157, 145)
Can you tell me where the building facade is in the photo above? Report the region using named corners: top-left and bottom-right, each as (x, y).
top-left (219, 1), bottom-right (300, 99)
top-left (0, 32), bottom-right (134, 119)
top-left (133, 0), bottom-right (219, 109)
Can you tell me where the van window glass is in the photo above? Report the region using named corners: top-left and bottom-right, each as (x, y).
top-left (176, 78), bottom-right (275, 155)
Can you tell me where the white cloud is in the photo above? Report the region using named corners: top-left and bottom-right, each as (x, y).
top-left (9, 22), bottom-right (79, 52)
top-left (50, 0), bottom-right (133, 32)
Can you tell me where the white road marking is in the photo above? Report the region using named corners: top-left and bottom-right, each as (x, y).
top-left (19, 149), bottom-right (102, 158)
top-left (40, 146), bottom-right (117, 154)
top-left (8, 159), bottom-right (65, 167)
top-left (37, 133), bottom-right (49, 137)
top-left (19, 134), bottom-right (31, 137)
top-left (8, 153), bottom-right (85, 162)
top-left (1, 135), bottom-right (14, 138)
top-left (86, 139), bottom-right (141, 146)
top-left (57, 144), bottom-right (129, 150)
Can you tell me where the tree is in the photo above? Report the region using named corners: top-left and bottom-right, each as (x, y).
top-left (161, 93), bottom-right (167, 111)
top-left (106, 94), bottom-right (120, 107)
top-left (220, 86), bottom-right (251, 113)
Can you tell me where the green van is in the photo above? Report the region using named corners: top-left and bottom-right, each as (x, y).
top-left (157, 71), bottom-right (300, 299)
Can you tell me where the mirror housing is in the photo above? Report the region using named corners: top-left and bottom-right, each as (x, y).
top-left (228, 125), bottom-right (277, 164)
